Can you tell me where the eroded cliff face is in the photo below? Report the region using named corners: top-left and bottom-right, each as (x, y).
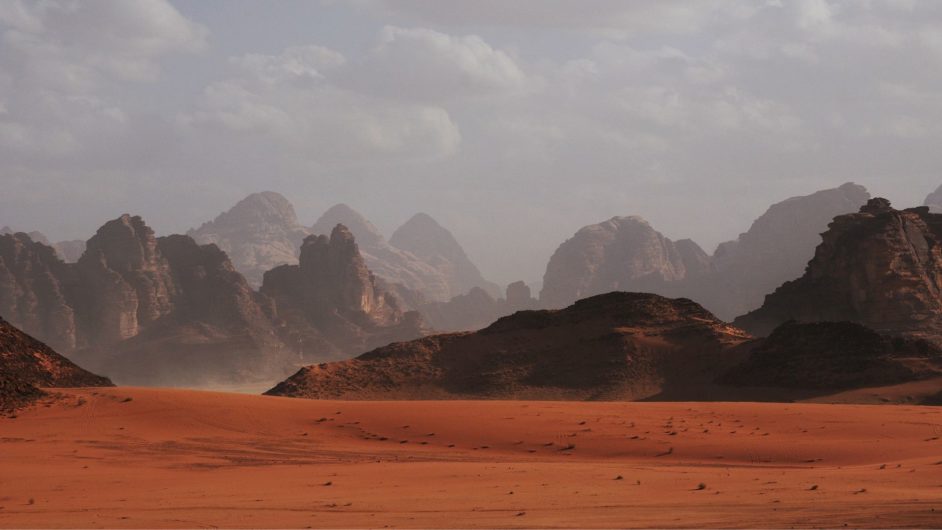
top-left (539, 216), bottom-right (708, 309)
top-left (188, 192), bottom-right (310, 288)
top-left (734, 198), bottom-right (942, 343)
top-left (262, 224), bottom-right (425, 362)
top-left (0, 233), bottom-right (76, 352)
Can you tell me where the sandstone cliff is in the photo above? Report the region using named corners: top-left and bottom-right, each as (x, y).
top-left (734, 198), bottom-right (942, 343)
top-left (265, 292), bottom-right (752, 400)
top-left (188, 191), bottom-right (310, 287)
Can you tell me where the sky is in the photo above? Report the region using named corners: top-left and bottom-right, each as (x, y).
top-left (1, 0), bottom-right (942, 285)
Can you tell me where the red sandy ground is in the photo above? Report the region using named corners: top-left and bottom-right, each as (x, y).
top-left (1, 387), bottom-right (940, 528)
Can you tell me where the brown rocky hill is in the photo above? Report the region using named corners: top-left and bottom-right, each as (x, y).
top-left (390, 213), bottom-right (500, 298)
top-left (734, 198), bottom-right (942, 343)
top-left (188, 191), bottom-right (311, 288)
top-left (265, 292), bottom-right (752, 400)
top-left (721, 321), bottom-right (942, 390)
top-left (0, 316), bottom-right (111, 411)
top-left (539, 216), bottom-right (711, 309)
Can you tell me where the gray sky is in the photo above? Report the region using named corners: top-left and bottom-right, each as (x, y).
top-left (1, 0), bottom-right (941, 285)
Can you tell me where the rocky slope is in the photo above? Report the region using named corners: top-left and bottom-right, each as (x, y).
top-left (704, 182), bottom-right (871, 319)
top-left (390, 213), bottom-right (500, 298)
top-left (312, 204), bottom-right (452, 302)
top-left (539, 216), bottom-right (710, 309)
top-left (188, 192), bottom-right (311, 287)
top-left (265, 292), bottom-right (752, 400)
top-left (0, 316), bottom-right (111, 411)
top-left (722, 321), bottom-right (942, 390)
top-left (734, 198), bottom-right (942, 343)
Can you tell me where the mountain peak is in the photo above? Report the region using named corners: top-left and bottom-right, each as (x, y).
top-left (312, 204), bottom-right (384, 247)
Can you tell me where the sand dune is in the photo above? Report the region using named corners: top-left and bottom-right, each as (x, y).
top-left (1, 387), bottom-right (940, 528)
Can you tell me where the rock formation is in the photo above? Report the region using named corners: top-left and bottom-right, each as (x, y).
top-left (704, 182), bottom-right (870, 319)
top-left (311, 204), bottom-right (451, 301)
top-left (418, 281), bottom-right (539, 332)
top-left (188, 191), bottom-right (311, 287)
top-left (265, 292), bottom-right (752, 400)
top-left (734, 198), bottom-right (942, 343)
top-left (390, 213), bottom-right (500, 298)
top-left (52, 240), bottom-right (85, 262)
top-left (0, 233), bottom-right (77, 352)
top-left (261, 224), bottom-right (426, 362)
top-left (539, 216), bottom-right (710, 309)
top-left (0, 316), bottom-right (111, 411)
top-left (721, 321), bottom-right (942, 390)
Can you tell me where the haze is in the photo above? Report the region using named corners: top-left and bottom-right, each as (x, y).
top-left (1, 0), bottom-right (940, 285)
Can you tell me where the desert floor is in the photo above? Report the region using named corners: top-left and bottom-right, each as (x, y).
top-left (1, 387), bottom-right (941, 528)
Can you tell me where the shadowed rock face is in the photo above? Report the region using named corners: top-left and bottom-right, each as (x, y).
top-left (312, 204), bottom-right (452, 302)
top-left (75, 214), bottom-right (177, 347)
top-left (265, 292), bottom-right (752, 400)
top-left (0, 233), bottom-right (76, 352)
top-left (540, 216), bottom-right (709, 309)
top-left (188, 191), bottom-right (311, 288)
top-left (0, 316), bottom-right (111, 410)
top-left (734, 198), bottom-right (942, 344)
top-left (721, 321), bottom-right (942, 390)
top-left (390, 213), bottom-right (500, 298)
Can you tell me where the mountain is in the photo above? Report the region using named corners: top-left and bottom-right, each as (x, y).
top-left (539, 216), bottom-right (710, 309)
top-left (265, 292), bottom-right (752, 400)
top-left (0, 315), bottom-right (111, 411)
top-left (261, 224), bottom-right (426, 361)
top-left (0, 226), bottom-right (87, 263)
top-left (311, 204), bottom-right (452, 302)
top-left (704, 182), bottom-right (870, 319)
top-left (734, 198), bottom-right (942, 343)
top-left (417, 281), bottom-right (539, 332)
top-left (188, 191), bottom-right (311, 287)
top-left (389, 213), bottom-right (500, 298)
top-left (721, 321), bottom-right (942, 390)
top-left (924, 183), bottom-right (942, 213)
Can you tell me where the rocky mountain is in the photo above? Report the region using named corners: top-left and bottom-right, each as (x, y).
top-left (704, 182), bottom-right (871, 319)
top-left (722, 321), bottom-right (942, 390)
top-left (188, 192), bottom-right (310, 287)
top-left (311, 204), bottom-right (452, 302)
top-left (0, 316), bottom-right (111, 411)
top-left (261, 224), bottom-right (425, 362)
top-left (0, 226), bottom-right (87, 263)
top-left (265, 292), bottom-right (752, 400)
top-left (924, 183), bottom-right (942, 213)
top-left (539, 216), bottom-right (710, 309)
top-left (390, 213), bottom-right (500, 298)
top-left (734, 198), bottom-right (942, 343)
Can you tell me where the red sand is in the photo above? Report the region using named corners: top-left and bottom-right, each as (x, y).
top-left (1, 387), bottom-right (940, 528)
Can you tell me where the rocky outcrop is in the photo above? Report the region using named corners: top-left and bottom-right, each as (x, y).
top-left (704, 183), bottom-right (870, 319)
top-left (0, 316), bottom-right (111, 411)
top-left (734, 198), bottom-right (942, 343)
top-left (390, 213), bottom-right (500, 298)
top-left (0, 233), bottom-right (77, 352)
top-left (721, 321), bottom-right (942, 390)
top-left (539, 216), bottom-right (709, 309)
top-left (188, 191), bottom-right (311, 287)
top-left (312, 204), bottom-right (452, 302)
top-left (73, 215), bottom-right (177, 348)
top-left (265, 292), bottom-right (752, 400)
top-left (262, 224), bottom-right (425, 362)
